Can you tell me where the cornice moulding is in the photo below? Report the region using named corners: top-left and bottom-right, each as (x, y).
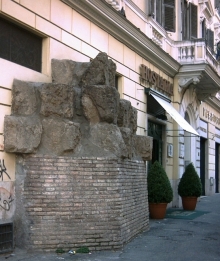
top-left (61, 0), bottom-right (180, 77)
top-left (177, 63), bottom-right (220, 101)
top-left (206, 96), bottom-right (220, 110)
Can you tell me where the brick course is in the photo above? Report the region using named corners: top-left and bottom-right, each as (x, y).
top-left (16, 156), bottom-right (149, 251)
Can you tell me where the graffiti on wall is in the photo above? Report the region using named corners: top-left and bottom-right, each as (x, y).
top-left (0, 187), bottom-right (14, 211)
top-left (0, 182), bottom-right (15, 220)
top-left (0, 159), bottom-right (11, 180)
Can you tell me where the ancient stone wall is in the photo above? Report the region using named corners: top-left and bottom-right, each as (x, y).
top-left (4, 52), bottom-right (152, 251)
top-left (15, 156), bottom-right (148, 251)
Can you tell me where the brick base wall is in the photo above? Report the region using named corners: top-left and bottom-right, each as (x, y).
top-left (15, 156), bottom-right (149, 251)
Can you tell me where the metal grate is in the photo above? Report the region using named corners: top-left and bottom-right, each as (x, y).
top-left (0, 223), bottom-right (13, 253)
top-left (0, 17), bottom-right (42, 72)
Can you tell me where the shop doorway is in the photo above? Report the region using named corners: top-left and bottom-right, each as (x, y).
top-left (200, 137), bottom-right (206, 195)
top-left (148, 120), bottom-right (163, 170)
top-left (215, 143), bottom-right (219, 193)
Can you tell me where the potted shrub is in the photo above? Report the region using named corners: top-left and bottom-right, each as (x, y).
top-left (147, 161), bottom-right (173, 219)
top-left (178, 162), bottom-right (202, 210)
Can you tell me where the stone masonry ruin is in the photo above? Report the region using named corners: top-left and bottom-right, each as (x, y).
top-left (4, 52), bottom-right (152, 251)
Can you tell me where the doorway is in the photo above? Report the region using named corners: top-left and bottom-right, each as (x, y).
top-left (148, 120), bottom-right (163, 170)
top-left (200, 137), bottom-right (206, 195)
top-left (215, 143), bottom-right (219, 193)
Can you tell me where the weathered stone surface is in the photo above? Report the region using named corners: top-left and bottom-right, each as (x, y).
top-left (4, 116), bottom-right (42, 153)
top-left (11, 80), bottom-right (40, 115)
top-left (39, 83), bottom-right (74, 118)
top-left (90, 123), bottom-right (127, 158)
top-left (117, 99), bottom-right (132, 128)
top-left (4, 52), bottom-right (151, 161)
top-left (73, 87), bottom-right (83, 116)
top-left (130, 106), bottom-right (138, 134)
top-left (120, 127), bottom-right (133, 159)
top-left (133, 135), bottom-right (153, 161)
top-left (81, 94), bottom-right (100, 124)
top-left (52, 59), bottom-right (90, 86)
top-left (117, 99), bottom-right (137, 134)
top-left (81, 52), bottom-right (116, 86)
top-left (82, 85), bottom-right (120, 124)
top-left (40, 118), bottom-right (81, 155)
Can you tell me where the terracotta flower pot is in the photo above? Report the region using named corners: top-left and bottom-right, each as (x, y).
top-left (149, 203), bottom-right (168, 219)
top-left (181, 196), bottom-right (198, 210)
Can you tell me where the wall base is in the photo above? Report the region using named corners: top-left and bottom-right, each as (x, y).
top-left (14, 156), bottom-right (149, 252)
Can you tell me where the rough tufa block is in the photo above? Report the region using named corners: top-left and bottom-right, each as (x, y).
top-left (117, 99), bottom-right (137, 134)
top-left (89, 123), bottom-right (127, 158)
top-left (11, 80), bottom-right (40, 116)
top-left (4, 116), bottom-right (42, 153)
top-left (133, 135), bottom-right (153, 161)
top-left (80, 52), bottom-right (116, 87)
top-left (40, 118), bottom-right (81, 155)
top-left (82, 85), bottom-right (120, 124)
top-left (52, 59), bottom-right (90, 86)
top-left (39, 83), bottom-right (74, 119)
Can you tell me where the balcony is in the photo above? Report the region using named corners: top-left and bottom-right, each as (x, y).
top-left (174, 40), bottom-right (220, 75)
top-left (174, 39), bottom-right (220, 101)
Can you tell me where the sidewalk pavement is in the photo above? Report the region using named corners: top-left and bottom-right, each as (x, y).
top-left (1, 194), bottom-right (220, 261)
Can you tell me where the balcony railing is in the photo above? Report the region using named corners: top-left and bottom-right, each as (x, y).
top-left (174, 40), bottom-right (220, 74)
top-left (147, 22), bottom-right (220, 75)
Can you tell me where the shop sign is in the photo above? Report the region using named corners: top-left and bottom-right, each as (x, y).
top-left (203, 108), bottom-right (220, 126)
top-left (140, 64), bottom-right (173, 96)
top-left (199, 119), bottom-right (207, 138)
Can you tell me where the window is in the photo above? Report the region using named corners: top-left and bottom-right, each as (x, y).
top-left (182, 1), bottom-right (198, 40)
top-left (0, 17), bottom-right (42, 72)
top-left (147, 120), bottom-right (163, 168)
top-left (215, 0), bottom-right (220, 16)
top-left (206, 29), bottom-right (214, 52)
top-left (149, 0), bottom-right (175, 32)
top-left (202, 20), bottom-right (214, 53)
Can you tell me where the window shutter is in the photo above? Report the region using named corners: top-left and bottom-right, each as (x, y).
top-left (202, 20), bottom-right (206, 39)
top-left (163, 0), bottom-right (175, 32)
top-left (190, 3), bottom-right (197, 39)
top-left (149, 0), bottom-right (154, 17)
top-left (156, 0), bottom-right (162, 25)
top-left (182, 0), bottom-right (188, 40)
top-left (206, 29), bottom-right (214, 51)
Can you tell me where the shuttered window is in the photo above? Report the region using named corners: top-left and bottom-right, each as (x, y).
top-left (164, 0), bottom-right (175, 32)
top-left (149, 0), bottom-right (154, 17)
top-left (156, 0), bottom-right (162, 25)
top-left (0, 17), bottom-right (42, 72)
top-left (190, 3), bottom-right (197, 39)
top-left (206, 29), bottom-right (214, 52)
top-left (182, 2), bottom-right (198, 40)
top-left (149, 0), bottom-right (175, 32)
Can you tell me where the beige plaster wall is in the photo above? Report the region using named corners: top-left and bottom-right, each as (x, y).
top-left (0, 0), bottom-right (177, 214)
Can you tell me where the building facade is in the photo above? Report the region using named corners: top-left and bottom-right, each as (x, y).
top-left (1, 0), bottom-right (220, 251)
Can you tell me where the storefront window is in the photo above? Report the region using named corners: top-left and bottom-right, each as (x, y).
top-left (148, 120), bottom-right (163, 168)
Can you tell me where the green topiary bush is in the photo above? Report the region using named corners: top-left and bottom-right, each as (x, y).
top-left (178, 162), bottom-right (202, 197)
top-left (147, 161), bottom-right (173, 203)
top-left (76, 246), bottom-right (90, 253)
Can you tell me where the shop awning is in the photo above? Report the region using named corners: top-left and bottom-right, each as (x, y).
top-left (150, 94), bottom-right (199, 136)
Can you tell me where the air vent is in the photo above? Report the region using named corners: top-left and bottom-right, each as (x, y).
top-left (0, 223), bottom-right (13, 253)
